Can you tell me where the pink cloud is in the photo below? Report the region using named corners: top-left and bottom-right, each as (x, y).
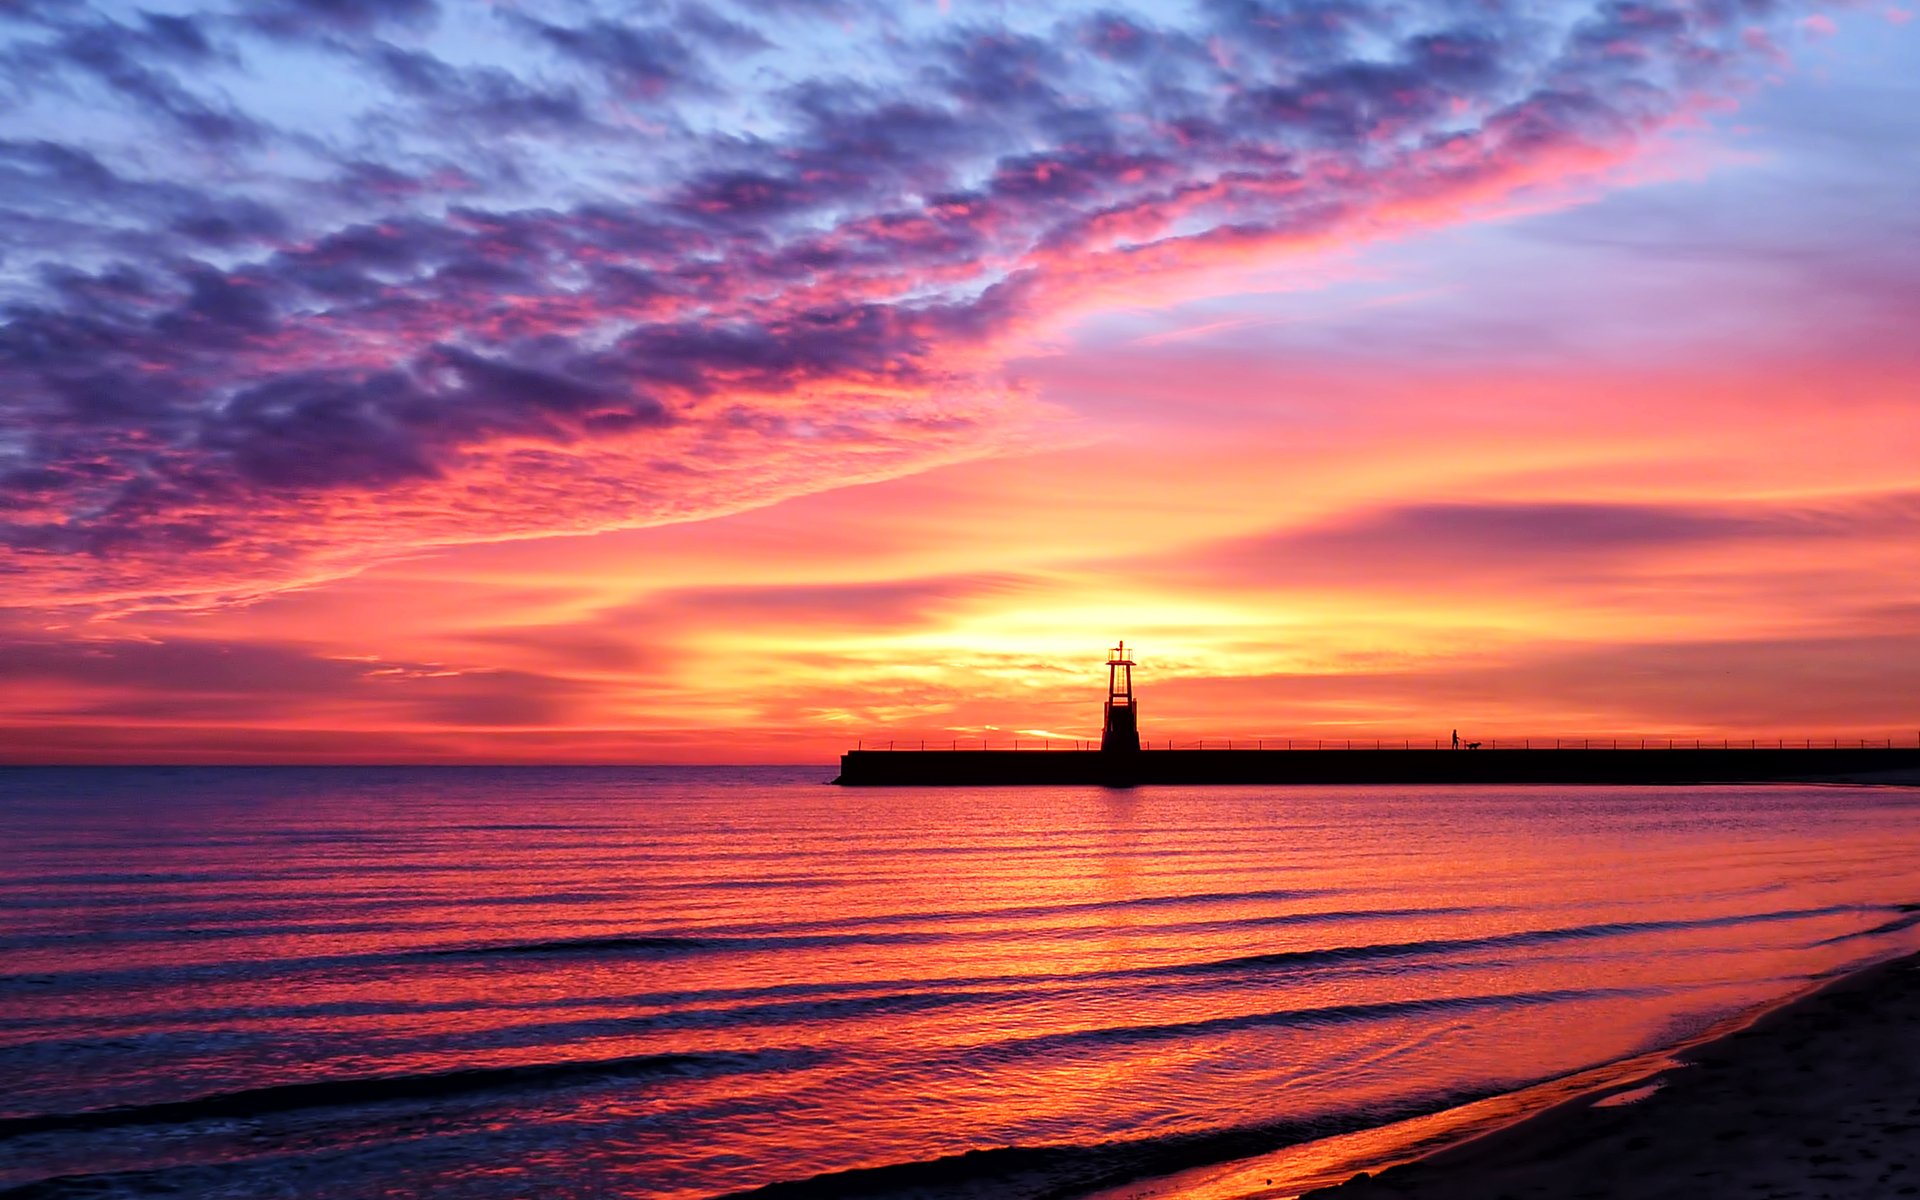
top-left (4, 2), bottom-right (1830, 614)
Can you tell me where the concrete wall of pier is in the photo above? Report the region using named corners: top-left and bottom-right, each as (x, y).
top-left (833, 747), bottom-right (1920, 787)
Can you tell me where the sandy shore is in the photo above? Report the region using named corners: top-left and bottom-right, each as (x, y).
top-left (1298, 951), bottom-right (1920, 1200)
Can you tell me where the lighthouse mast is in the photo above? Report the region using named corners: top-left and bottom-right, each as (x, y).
top-left (1101, 641), bottom-right (1141, 752)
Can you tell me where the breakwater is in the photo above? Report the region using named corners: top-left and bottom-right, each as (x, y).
top-left (833, 745), bottom-right (1920, 786)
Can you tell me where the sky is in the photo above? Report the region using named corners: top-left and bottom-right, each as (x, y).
top-left (2, 0), bottom-right (1917, 763)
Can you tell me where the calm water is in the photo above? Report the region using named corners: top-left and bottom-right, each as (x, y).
top-left (2, 767), bottom-right (1918, 1199)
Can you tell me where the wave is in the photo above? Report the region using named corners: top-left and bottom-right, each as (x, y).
top-left (0, 920), bottom-right (438, 954)
top-left (718, 1085), bottom-right (1512, 1200)
top-left (0, 1084), bottom-right (1518, 1200)
top-left (437, 933), bottom-right (732, 955)
top-left (0, 1045), bottom-right (820, 1142)
top-left (819, 885), bottom-right (1344, 930)
top-left (0, 930), bottom-right (942, 996)
top-left (363, 904), bottom-right (1398, 965)
top-left (437, 929), bottom-right (952, 957)
top-left (0, 870), bottom-right (280, 887)
top-left (429, 901), bottom-right (1879, 968)
top-left (6, 900), bottom-right (1893, 1008)
top-left (1144, 904), bottom-right (1882, 980)
top-left (703, 876), bottom-right (840, 891)
top-left (450, 823), bottom-right (577, 832)
top-left (1812, 903), bottom-right (1920, 944)
top-left (6, 887), bottom-right (661, 923)
top-left (964, 985), bottom-right (1639, 1067)
top-left (418, 887), bottom-right (1354, 955)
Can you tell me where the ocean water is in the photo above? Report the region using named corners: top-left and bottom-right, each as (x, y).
top-left (2, 767), bottom-right (1918, 1200)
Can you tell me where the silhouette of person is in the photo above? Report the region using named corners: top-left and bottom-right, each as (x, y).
top-left (1451, 729), bottom-right (1459, 750)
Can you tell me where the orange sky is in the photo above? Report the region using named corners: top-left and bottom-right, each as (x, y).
top-left (3, 6), bottom-right (1917, 762)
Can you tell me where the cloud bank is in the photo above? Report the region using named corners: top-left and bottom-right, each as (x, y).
top-left (0, 0), bottom-right (1831, 606)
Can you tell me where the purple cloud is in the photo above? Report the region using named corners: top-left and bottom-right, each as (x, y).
top-left (0, 0), bottom-right (1841, 607)
top-left (0, 632), bottom-right (606, 728)
top-left (1169, 494), bottom-right (1920, 586)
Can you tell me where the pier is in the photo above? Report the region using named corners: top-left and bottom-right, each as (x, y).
top-left (833, 744), bottom-right (1920, 786)
top-left (834, 643), bottom-right (1920, 786)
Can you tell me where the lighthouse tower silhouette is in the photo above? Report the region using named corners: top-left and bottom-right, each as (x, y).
top-left (1101, 641), bottom-right (1141, 752)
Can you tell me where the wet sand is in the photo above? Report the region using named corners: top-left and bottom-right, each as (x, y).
top-left (1303, 951), bottom-right (1920, 1200)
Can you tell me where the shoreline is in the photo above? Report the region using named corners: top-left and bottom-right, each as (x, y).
top-left (1308, 946), bottom-right (1920, 1198)
top-left (1091, 947), bottom-right (1920, 1200)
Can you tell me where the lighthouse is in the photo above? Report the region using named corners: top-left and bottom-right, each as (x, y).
top-left (1101, 641), bottom-right (1141, 752)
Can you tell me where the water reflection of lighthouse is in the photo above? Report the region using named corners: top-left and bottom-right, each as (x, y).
top-left (1101, 641), bottom-right (1141, 752)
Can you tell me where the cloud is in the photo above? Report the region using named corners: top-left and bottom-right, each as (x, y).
top-left (1, 11), bottom-right (263, 147)
top-left (0, 633), bottom-right (608, 729)
top-left (1143, 629), bottom-right (1920, 735)
top-left (517, 15), bottom-right (710, 100)
top-left (0, 0), bottom-right (1840, 609)
top-left (1167, 493), bottom-right (1920, 591)
top-left (250, 0), bottom-right (440, 37)
top-left (371, 44), bottom-right (595, 136)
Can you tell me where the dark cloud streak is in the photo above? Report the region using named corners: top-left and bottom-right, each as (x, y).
top-left (1165, 493), bottom-right (1920, 591)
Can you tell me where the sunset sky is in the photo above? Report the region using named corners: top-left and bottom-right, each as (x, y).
top-left (3, 0), bottom-right (1917, 762)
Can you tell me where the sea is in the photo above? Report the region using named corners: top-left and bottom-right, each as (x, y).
top-left (2, 766), bottom-right (1918, 1200)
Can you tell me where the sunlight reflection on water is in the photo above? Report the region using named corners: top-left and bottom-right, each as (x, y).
top-left (1, 768), bottom-right (1917, 1199)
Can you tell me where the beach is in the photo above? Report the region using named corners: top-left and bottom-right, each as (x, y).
top-left (1300, 950), bottom-right (1920, 1200)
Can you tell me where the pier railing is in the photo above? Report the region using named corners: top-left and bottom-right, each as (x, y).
top-left (851, 736), bottom-right (1919, 752)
